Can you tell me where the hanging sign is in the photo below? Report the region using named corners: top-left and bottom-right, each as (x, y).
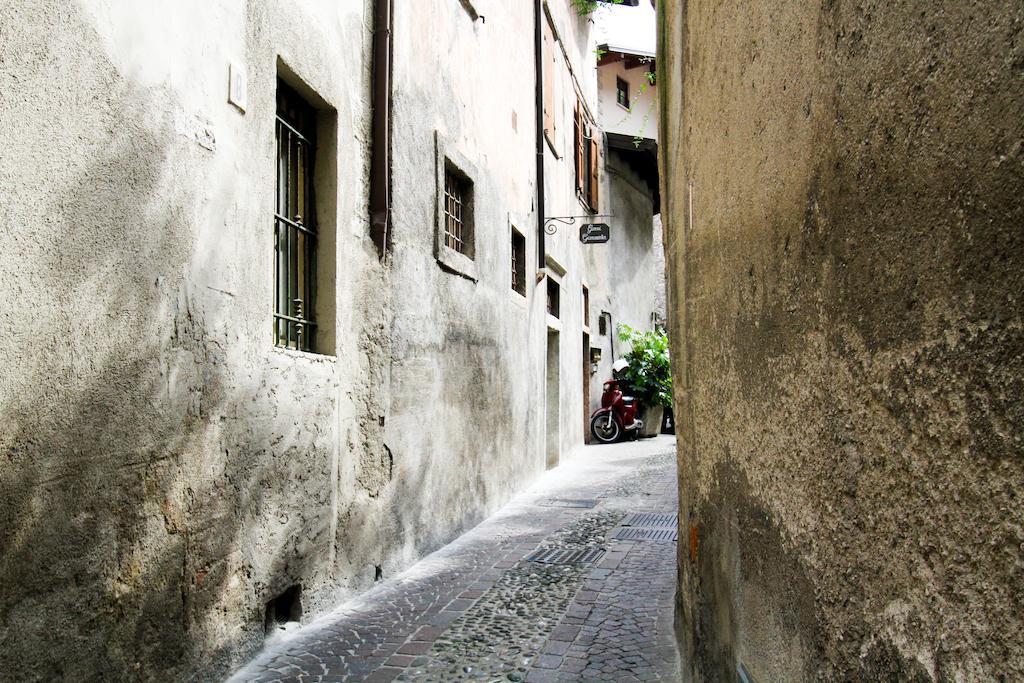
top-left (579, 223), bottom-right (611, 244)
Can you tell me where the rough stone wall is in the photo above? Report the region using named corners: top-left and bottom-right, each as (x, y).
top-left (658, 0), bottom-right (1024, 681)
top-left (652, 214), bottom-right (667, 326)
top-left (0, 1), bottom-right (390, 680)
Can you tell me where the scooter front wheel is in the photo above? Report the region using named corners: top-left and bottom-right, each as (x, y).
top-left (591, 413), bottom-right (622, 444)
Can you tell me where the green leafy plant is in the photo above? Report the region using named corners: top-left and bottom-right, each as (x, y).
top-left (572, 0), bottom-right (624, 17)
top-left (617, 324), bottom-right (672, 408)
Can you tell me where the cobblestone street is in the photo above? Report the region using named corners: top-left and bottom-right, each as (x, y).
top-left (228, 437), bottom-right (680, 682)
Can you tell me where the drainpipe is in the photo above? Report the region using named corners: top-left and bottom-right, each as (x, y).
top-left (369, 0), bottom-right (393, 258)
top-left (534, 0), bottom-right (546, 271)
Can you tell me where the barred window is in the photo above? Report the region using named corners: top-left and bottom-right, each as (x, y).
top-left (440, 161), bottom-right (474, 260)
top-left (274, 81), bottom-right (318, 351)
top-left (444, 169), bottom-right (467, 253)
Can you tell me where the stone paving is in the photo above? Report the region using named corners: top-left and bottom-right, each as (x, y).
top-left (227, 436), bottom-right (680, 683)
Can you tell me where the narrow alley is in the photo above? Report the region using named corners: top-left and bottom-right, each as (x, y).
top-left (229, 437), bottom-right (680, 683)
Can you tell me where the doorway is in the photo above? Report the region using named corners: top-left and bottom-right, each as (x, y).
top-left (546, 329), bottom-right (560, 469)
top-left (582, 332), bottom-right (591, 443)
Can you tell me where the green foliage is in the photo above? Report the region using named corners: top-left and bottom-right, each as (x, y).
top-left (617, 324), bottom-right (672, 408)
top-left (572, 0), bottom-right (624, 17)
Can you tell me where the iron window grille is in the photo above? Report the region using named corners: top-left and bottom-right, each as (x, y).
top-left (444, 169), bottom-right (468, 254)
top-left (547, 278), bottom-right (561, 318)
top-left (511, 228), bottom-right (527, 296)
top-left (274, 81), bottom-right (318, 351)
top-left (616, 76), bottom-right (630, 109)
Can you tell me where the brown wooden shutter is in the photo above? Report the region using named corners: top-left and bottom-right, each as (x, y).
top-left (589, 135), bottom-right (600, 212)
top-left (543, 27), bottom-right (554, 139)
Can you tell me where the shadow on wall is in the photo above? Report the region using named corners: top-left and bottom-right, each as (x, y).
top-left (0, 56), bottom-right (327, 683)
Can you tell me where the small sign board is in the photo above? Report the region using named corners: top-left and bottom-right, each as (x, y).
top-left (580, 223), bottom-right (610, 244)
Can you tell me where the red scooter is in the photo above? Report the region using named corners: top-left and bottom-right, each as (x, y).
top-left (590, 373), bottom-right (644, 444)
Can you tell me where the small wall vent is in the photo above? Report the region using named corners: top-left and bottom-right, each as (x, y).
top-left (264, 585), bottom-right (302, 634)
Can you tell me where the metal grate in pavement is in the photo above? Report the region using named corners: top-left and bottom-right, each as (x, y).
top-left (537, 498), bottom-right (600, 509)
top-left (613, 527), bottom-right (678, 542)
top-left (525, 547), bottom-right (607, 565)
top-left (620, 512), bottom-right (678, 528)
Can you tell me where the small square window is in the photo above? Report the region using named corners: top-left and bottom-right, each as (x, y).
top-left (547, 278), bottom-right (561, 318)
top-left (444, 168), bottom-right (471, 255)
top-left (616, 76), bottom-right (630, 109)
top-left (511, 227), bottom-right (527, 296)
top-left (434, 133), bottom-right (479, 281)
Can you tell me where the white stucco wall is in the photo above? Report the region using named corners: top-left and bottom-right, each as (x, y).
top-left (0, 0), bottom-right (665, 679)
top-left (598, 57), bottom-right (659, 142)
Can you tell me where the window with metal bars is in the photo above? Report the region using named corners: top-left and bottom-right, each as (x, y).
top-left (274, 80), bottom-right (318, 351)
top-left (444, 169), bottom-right (466, 253)
top-left (442, 163), bottom-right (474, 258)
top-left (511, 227), bottom-right (526, 296)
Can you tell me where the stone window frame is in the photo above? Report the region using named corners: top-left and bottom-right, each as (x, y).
top-left (434, 132), bottom-right (479, 282)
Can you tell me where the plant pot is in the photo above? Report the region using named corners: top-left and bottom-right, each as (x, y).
top-left (638, 404), bottom-right (664, 438)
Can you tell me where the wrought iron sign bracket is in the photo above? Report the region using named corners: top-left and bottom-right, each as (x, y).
top-left (544, 214), bottom-right (614, 235)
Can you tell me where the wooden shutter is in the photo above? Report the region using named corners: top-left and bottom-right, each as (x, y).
top-left (543, 22), bottom-right (555, 142)
top-left (589, 135), bottom-right (600, 212)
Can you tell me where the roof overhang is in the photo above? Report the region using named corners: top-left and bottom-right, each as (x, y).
top-left (606, 132), bottom-right (660, 214)
top-left (597, 44), bottom-right (656, 73)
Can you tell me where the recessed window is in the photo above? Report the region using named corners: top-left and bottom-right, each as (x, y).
top-left (547, 278), bottom-right (561, 318)
top-left (273, 70), bottom-right (336, 354)
top-left (582, 286), bottom-right (590, 327)
top-left (598, 312), bottom-right (609, 336)
top-left (434, 135), bottom-right (479, 281)
top-left (616, 76), bottom-right (630, 109)
top-left (274, 80), bottom-right (318, 352)
top-left (444, 169), bottom-right (467, 253)
top-left (442, 164), bottom-right (474, 258)
top-left (511, 227), bottom-right (527, 296)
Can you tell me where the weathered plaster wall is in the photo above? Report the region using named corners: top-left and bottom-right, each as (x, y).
top-left (659, 0), bottom-right (1024, 680)
top-left (0, 0), bottom-right (668, 679)
top-left (384, 0), bottom-right (547, 562)
top-left (2, 1), bottom-right (383, 680)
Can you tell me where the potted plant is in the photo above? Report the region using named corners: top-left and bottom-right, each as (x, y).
top-left (617, 324), bottom-right (672, 437)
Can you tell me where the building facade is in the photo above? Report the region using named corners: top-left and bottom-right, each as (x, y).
top-left (0, 0), bottom-right (663, 680)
